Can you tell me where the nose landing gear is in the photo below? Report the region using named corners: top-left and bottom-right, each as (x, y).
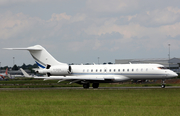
top-left (161, 80), bottom-right (166, 88)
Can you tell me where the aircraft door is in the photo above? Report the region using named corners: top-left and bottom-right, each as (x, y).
top-left (165, 71), bottom-right (167, 78)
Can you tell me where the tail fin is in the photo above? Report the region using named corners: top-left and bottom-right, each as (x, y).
top-left (4, 45), bottom-right (66, 69)
top-left (5, 68), bottom-right (8, 76)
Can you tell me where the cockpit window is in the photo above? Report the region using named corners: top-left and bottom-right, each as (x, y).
top-left (158, 67), bottom-right (167, 69)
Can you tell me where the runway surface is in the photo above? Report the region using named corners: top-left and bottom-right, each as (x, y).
top-left (1, 86), bottom-right (180, 90)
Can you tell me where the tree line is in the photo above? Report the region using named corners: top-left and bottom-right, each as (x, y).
top-left (0, 63), bottom-right (38, 73)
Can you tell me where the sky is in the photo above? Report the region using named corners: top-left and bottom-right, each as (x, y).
top-left (1, 0), bottom-right (180, 67)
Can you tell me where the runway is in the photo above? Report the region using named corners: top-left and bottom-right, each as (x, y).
top-left (1, 86), bottom-right (180, 90)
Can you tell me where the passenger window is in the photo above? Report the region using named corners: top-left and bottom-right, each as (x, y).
top-left (136, 69), bottom-right (138, 71)
top-left (96, 69), bottom-right (98, 72)
top-left (114, 69), bottom-right (116, 72)
top-left (109, 69), bottom-right (111, 72)
top-left (123, 69), bottom-right (125, 72)
top-left (91, 69), bottom-right (93, 72)
top-left (104, 69), bottom-right (106, 72)
top-left (100, 69), bottom-right (102, 72)
top-left (118, 69), bottom-right (120, 72)
top-left (146, 68), bottom-right (148, 71)
top-left (83, 69), bottom-right (85, 72)
top-left (87, 69), bottom-right (89, 72)
top-left (141, 69), bottom-right (143, 71)
top-left (127, 69), bottom-right (129, 72)
top-left (132, 69), bottom-right (134, 71)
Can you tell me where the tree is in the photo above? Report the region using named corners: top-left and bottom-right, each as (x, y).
top-left (21, 63), bottom-right (26, 69)
top-left (12, 64), bottom-right (19, 70)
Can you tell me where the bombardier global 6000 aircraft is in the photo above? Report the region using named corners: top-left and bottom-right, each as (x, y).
top-left (5, 45), bottom-right (178, 88)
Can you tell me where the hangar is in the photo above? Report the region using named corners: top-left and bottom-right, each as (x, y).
top-left (115, 58), bottom-right (180, 73)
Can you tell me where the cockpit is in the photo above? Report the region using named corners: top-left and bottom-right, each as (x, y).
top-left (158, 67), bottom-right (167, 69)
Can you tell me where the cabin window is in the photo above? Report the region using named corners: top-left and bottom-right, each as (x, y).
top-left (136, 69), bottom-right (138, 71)
top-left (141, 69), bottom-right (143, 71)
top-left (87, 69), bottom-right (89, 72)
top-left (96, 69), bottom-right (98, 72)
top-left (118, 69), bottom-right (120, 72)
top-left (114, 69), bottom-right (116, 72)
top-left (91, 69), bottom-right (93, 72)
top-left (132, 69), bottom-right (134, 72)
top-left (104, 69), bottom-right (106, 72)
top-left (123, 69), bottom-right (125, 72)
top-left (127, 69), bottom-right (129, 72)
top-left (83, 69), bottom-right (85, 72)
top-left (109, 69), bottom-right (111, 72)
top-left (100, 69), bottom-right (102, 72)
top-left (146, 68), bottom-right (148, 71)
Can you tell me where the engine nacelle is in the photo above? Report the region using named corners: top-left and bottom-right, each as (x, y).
top-left (37, 65), bottom-right (71, 76)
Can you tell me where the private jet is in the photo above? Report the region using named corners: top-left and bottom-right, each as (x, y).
top-left (4, 45), bottom-right (178, 88)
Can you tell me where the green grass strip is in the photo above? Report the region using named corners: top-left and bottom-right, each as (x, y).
top-left (0, 89), bottom-right (180, 116)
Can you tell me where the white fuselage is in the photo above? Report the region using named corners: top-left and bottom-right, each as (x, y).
top-left (47, 63), bottom-right (177, 83)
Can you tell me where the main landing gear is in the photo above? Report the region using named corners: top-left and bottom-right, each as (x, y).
top-left (83, 83), bottom-right (90, 89)
top-left (92, 83), bottom-right (99, 88)
top-left (161, 79), bottom-right (166, 88)
top-left (83, 83), bottom-right (99, 89)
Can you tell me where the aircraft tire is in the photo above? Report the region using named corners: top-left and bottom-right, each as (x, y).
top-left (92, 83), bottom-right (99, 88)
top-left (83, 83), bottom-right (90, 89)
top-left (161, 84), bottom-right (165, 88)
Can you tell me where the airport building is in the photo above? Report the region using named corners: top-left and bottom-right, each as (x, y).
top-left (115, 58), bottom-right (180, 73)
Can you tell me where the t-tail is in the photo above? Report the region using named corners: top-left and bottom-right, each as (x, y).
top-left (4, 45), bottom-right (67, 69)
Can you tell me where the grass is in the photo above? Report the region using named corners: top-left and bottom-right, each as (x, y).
top-left (0, 89), bottom-right (180, 116)
top-left (1, 79), bottom-right (180, 88)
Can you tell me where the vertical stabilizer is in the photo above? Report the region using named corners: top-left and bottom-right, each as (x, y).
top-left (4, 45), bottom-right (66, 69)
top-left (5, 68), bottom-right (8, 76)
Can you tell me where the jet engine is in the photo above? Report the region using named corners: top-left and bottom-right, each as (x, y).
top-left (37, 64), bottom-right (72, 76)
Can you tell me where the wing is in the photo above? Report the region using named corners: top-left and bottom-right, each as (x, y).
top-left (35, 75), bottom-right (130, 81)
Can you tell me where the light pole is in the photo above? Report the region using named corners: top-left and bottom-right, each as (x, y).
top-left (13, 57), bottom-right (15, 66)
top-left (168, 44), bottom-right (170, 69)
top-left (98, 57), bottom-right (99, 64)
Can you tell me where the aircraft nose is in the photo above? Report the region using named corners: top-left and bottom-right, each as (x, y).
top-left (167, 71), bottom-right (178, 78)
top-left (174, 73), bottom-right (178, 77)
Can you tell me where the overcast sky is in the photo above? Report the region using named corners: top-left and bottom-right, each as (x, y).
top-left (1, 0), bottom-right (180, 67)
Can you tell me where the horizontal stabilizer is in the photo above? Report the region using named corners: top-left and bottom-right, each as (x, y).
top-left (4, 46), bottom-right (42, 51)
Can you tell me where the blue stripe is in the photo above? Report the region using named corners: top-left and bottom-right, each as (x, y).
top-left (35, 61), bottom-right (45, 69)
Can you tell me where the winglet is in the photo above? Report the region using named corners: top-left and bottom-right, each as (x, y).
top-left (20, 68), bottom-right (31, 77)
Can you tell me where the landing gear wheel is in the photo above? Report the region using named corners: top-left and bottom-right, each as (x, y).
top-left (161, 84), bottom-right (165, 88)
top-left (92, 83), bottom-right (99, 88)
top-left (83, 83), bottom-right (90, 89)
top-left (161, 79), bottom-right (166, 88)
